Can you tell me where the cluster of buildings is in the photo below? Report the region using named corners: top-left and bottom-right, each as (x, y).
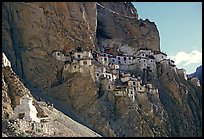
top-left (51, 47), bottom-right (176, 102)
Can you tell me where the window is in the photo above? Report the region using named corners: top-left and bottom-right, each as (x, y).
top-left (96, 73), bottom-right (99, 76)
top-left (142, 54), bottom-right (144, 56)
top-left (108, 85), bottom-right (111, 89)
top-left (118, 61), bottom-right (121, 64)
top-left (57, 52), bottom-right (60, 56)
top-left (112, 59), bottom-right (115, 62)
top-left (133, 82), bottom-right (135, 85)
top-left (118, 57), bottom-right (120, 60)
top-left (130, 91), bottom-right (133, 94)
top-left (18, 113), bottom-right (25, 119)
top-left (144, 60), bottom-right (145, 62)
top-left (74, 66), bottom-right (77, 68)
top-left (104, 58), bottom-right (107, 61)
top-left (78, 55), bottom-right (80, 58)
top-left (129, 57), bottom-right (131, 60)
top-left (83, 61), bottom-right (87, 65)
top-left (124, 57), bottom-right (126, 61)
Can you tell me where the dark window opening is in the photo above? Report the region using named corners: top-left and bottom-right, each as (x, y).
top-left (74, 66), bottom-right (77, 68)
top-left (129, 57), bottom-right (131, 60)
top-left (108, 86), bottom-right (111, 89)
top-left (112, 59), bottom-right (115, 62)
top-left (57, 52), bottom-right (60, 56)
top-left (118, 61), bottom-right (121, 64)
top-left (133, 82), bottom-right (135, 85)
top-left (78, 55), bottom-right (80, 58)
top-left (18, 113), bottom-right (25, 119)
top-left (118, 57), bottom-right (120, 60)
top-left (124, 57), bottom-right (126, 61)
top-left (104, 58), bottom-right (107, 61)
top-left (96, 73), bottom-right (99, 76)
top-left (83, 61), bottom-right (87, 65)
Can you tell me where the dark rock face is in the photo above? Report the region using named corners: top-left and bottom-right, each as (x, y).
top-left (2, 2), bottom-right (202, 137)
top-left (188, 65), bottom-right (202, 85)
top-left (96, 2), bottom-right (160, 53)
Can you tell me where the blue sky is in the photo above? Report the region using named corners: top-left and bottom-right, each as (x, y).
top-left (132, 2), bottom-right (202, 74)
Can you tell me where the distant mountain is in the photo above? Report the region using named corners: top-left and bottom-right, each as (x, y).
top-left (188, 65), bottom-right (202, 85)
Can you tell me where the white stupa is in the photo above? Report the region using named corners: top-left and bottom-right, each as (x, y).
top-left (14, 94), bottom-right (40, 122)
top-left (2, 52), bottom-right (11, 67)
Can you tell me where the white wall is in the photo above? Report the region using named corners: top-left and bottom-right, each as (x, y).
top-left (2, 53), bottom-right (11, 67)
top-left (14, 95), bottom-right (40, 122)
top-left (52, 51), bottom-right (67, 61)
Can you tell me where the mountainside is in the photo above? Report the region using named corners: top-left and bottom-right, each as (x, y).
top-left (188, 65), bottom-right (202, 85)
top-left (2, 65), bottom-right (101, 137)
top-left (2, 2), bottom-right (202, 137)
top-left (2, 2), bottom-right (97, 89)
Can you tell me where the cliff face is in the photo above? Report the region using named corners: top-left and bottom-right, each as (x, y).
top-left (2, 2), bottom-right (202, 137)
top-left (188, 65), bottom-right (202, 85)
top-left (96, 2), bottom-right (160, 54)
top-left (2, 2), bottom-right (97, 88)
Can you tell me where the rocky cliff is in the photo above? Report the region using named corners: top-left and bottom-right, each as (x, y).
top-left (188, 65), bottom-right (202, 85)
top-left (96, 2), bottom-right (160, 54)
top-left (2, 2), bottom-right (202, 137)
top-left (2, 2), bottom-right (97, 89)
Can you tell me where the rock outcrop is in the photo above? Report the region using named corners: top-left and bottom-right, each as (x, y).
top-left (2, 2), bottom-right (97, 89)
top-left (96, 2), bottom-right (160, 54)
top-left (188, 65), bottom-right (202, 85)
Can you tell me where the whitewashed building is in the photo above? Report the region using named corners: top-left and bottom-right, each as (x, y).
top-left (72, 51), bottom-right (93, 60)
top-left (52, 51), bottom-right (68, 61)
top-left (98, 55), bottom-right (109, 66)
top-left (79, 58), bottom-right (93, 67)
top-left (14, 94), bottom-right (40, 123)
top-left (94, 65), bottom-right (117, 83)
top-left (126, 87), bottom-right (135, 102)
top-left (2, 52), bottom-right (11, 67)
top-left (136, 48), bottom-right (154, 58)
